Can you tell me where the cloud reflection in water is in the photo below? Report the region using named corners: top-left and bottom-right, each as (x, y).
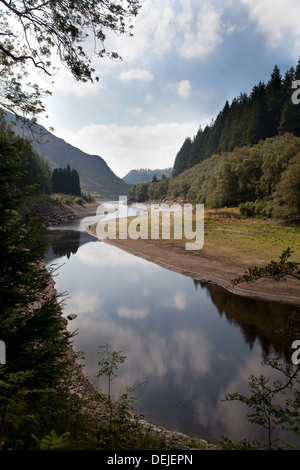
top-left (45, 235), bottom-right (295, 445)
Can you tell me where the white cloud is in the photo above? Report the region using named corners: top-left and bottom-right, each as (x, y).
top-left (174, 292), bottom-right (187, 311)
top-left (127, 107), bottom-right (143, 115)
top-left (104, 0), bottom-right (177, 60)
top-left (75, 121), bottom-right (197, 148)
top-left (162, 291), bottom-right (187, 311)
top-left (64, 291), bottom-right (102, 316)
top-left (55, 76), bottom-right (105, 97)
top-left (117, 306), bottom-right (149, 320)
top-left (176, 1), bottom-right (223, 59)
top-left (168, 80), bottom-right (192, 99)
top-left (60, 120), bottom-right (199, 176)
top-left (119, 68), bottom-right (154, 82)
top-left (152, 8), bottom-right (177, 54)
top-left (242, 0), bottom-right (300, 50)
top-left (76, 241), bottom-right (155, 270)
top-left (103, 0), bottom-right (224, 62)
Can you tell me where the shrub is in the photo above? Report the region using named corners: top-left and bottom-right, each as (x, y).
top-left (239, 201), bottom-right (256, 217)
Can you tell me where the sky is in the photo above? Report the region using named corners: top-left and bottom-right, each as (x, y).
top-left (37, 0), bottom-right (300, 178)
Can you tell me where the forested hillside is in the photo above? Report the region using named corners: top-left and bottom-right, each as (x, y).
top-left (129, 61), bottom-right (300, 219)
top-left (173, 61), bottom-right (300, 175)
top-left (129, 133), bottom-right (300, 218)
top-left (123, 167), bottom-right (173, 185)
top-left (4, 110), bottom-right (129, 197)
top-left (0, 117), bottom-right (52, 196)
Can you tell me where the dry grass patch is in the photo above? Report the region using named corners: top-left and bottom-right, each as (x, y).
top-left (91, 209), bottom-right (300, 268)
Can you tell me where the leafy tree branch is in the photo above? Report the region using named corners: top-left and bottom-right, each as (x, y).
top-left (223, 248), bottom-right (300, 449)
top-left (231, 247), bottom-right (300, 286)
top-left (0, 0), bottom-right (141, 119)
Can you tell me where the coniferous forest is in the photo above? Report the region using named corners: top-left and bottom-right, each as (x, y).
top-left (173, 62), bottom-right (300, 175)
top-left (128, 61), bottom-right (300, 218)
top-left (52, 165), bottom-right (81, 196)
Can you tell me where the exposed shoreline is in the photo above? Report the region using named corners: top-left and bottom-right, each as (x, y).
top-left (42, 200), bottom-right (101, 226)
top-left (86, 223), bottom-right (300, 307)
top-left (40, 197), bottom-right (299, 305)
top-left (43, 200), bottom-right (298, 448)
top-left (41, 201), bottom-right (219, 449)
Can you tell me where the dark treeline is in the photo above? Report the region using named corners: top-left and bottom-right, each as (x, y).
top-left (0, 114), bottom-right (105, 450)
top-left (52, 165), bottom-right (81, 196)
top-left (129, 61), bottom-right (300, 218)
top-left (0, 113), bottom-right (75, 449)
top-left (0, 122), bottom-right (52, 194)
top-left (173, 61), bottom-right (300, 176)
top-left (128, 133), bottom-right (300, 218)
top-left (0, 114), bottom-right (173, 450)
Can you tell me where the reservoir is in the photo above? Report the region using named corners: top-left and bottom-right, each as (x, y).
top-left (43, 202), bottom-right (298, 447)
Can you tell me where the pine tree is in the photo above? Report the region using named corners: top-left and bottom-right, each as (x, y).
top-left (51, 166), bottom-right (81, 195)
top-left (278, 62), bottom-right (300, 137)
top-left (71, 168), bottom-right (81, 196)
top-left (265, 65), bottom-right (284, 137)
top-left (246, 82), bottom-right (269, 144)
top-left (173, 137), bottom-right (192, 174)
top-left (173, 60), bottom-right (300, 176)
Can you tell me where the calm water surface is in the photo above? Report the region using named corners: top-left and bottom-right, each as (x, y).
top-left (43, 203), bottom-right (298, 446)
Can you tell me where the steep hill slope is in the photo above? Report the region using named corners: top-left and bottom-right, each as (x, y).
top-left (123, 167), bottom-right (172, 185)
top-left (5, 110), bottom-right (129, 197)
top-left (173, 61), bottom-right (300, 176)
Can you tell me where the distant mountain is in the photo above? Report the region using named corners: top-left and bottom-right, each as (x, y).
top-left (123, 167), bottom-right (173, 185)
top-left (4, 110), bottom-right (129, 197)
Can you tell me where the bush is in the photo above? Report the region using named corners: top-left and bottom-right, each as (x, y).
top-left (254, 199), bottom-right (273, 218)
top-left (239, 199), bottom-right (274, 218)
top-left (239, 201), bottom-right (256, 217)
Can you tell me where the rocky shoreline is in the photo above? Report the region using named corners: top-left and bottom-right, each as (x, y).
top-left (36, 200), bottom-right (101, 227)
top-left (68, 350), bottom-right (218, 450)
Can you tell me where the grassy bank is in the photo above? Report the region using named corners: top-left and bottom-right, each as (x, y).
top-left (202, 208), bottom-right (300, 267)
top-left (94, 206), bottom-right (300, 268)
top-left (51, 193), bottom-right (96, 204)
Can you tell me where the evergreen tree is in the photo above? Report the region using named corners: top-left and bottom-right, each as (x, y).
top-left (173, 60), bottom-right (300, 176)
top-left (265, 65), bottom-right (284, 136)
top-left (246, 82), bottom-right (269, 144)
top-left (278, 61), bottom-right (300, 137)
top-left (0, 117), bottom-right (72, 448)
top-left (19, 143), bottom-right (52, 194)
top-left (173, 137), bottom-right (192, 175)
top-left (188, 126), bottom-right (204, 167)
top-left (51, 166), bottom-right (81, 196)
top-left (278, 99), bottom-right (300, 137)
top-left (71, 168), bottom-right (81, 196)
top-left (209, 99), bottom-right (231, 154)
